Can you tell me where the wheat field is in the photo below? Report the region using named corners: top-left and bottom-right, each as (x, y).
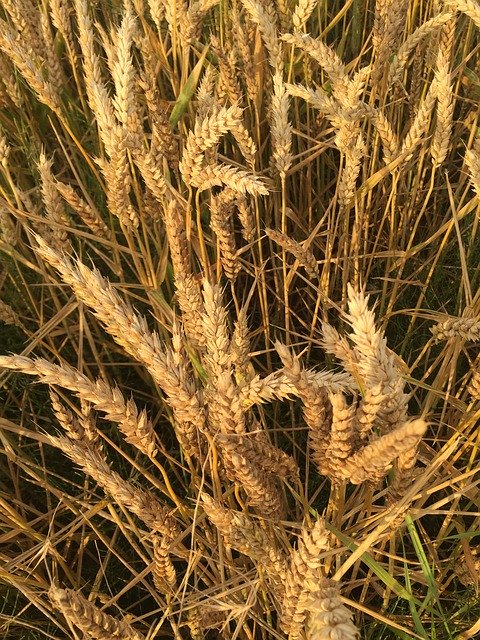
top-left (0, 0), bottom-right (479, 638)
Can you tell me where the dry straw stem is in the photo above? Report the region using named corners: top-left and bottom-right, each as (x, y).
top-left (48, 433), bottom-right (177, 536)
top-left (306, 578), bottom-right (359, 640)
top-left (431, 315), bottom-right (480, 341)
top-left (280, 518), bottom-right (332, 640)
top-left (339, 418), bottom-right (427, 485)
top-left (34, 236), bottom-right (206, 435)
top-left (266, 228), bottom-right (318, 279)
top-left (201, 494), bottom-right (287, 587)
top-left (49, 586), bottom-right (146, 640)
top-left (0, 354), bottom-right (157, 457)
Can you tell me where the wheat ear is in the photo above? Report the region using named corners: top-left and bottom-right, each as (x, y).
top-left (280, 518), bottom-right (332, 640)
top-left (49, 586), bottom-right (146, 640)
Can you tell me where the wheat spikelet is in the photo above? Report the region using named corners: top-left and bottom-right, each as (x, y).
top-left (219, 436), bottom-right (286, 519)
top-left (201, 494), bottom-right (287, 586)
top-left (50, 433), bottom-right (177, 535)
top-left (190, 162), bottom-right (269, 196)
top-left (0, 202), bottom-right (16, 246)
top-left (240, 0), bottom-right (282, 70)
top-left (111, 5), bottom-right (142, 142)
top-left (0, 300), bottom-right (20, 326)
top-left (49, 0), bottom-right (75, 53)
top-left (282, 32), bottom-right (350, 104)
top-left (55, 181), bottom-right (113, 241)
top-left (39, 6), bottom-right (65, 92)
top-left (320, 321), bottom-right (360, 381)
top-left (49, 389), bottom-right (100, 446)
top-left (306, 579), bottom-right (359, 640)
top-left (270, 70), bottom-right (293, 179)
top-left (467, 371), bottom-right (480, 400)
top-left (101, 131), bottom-right (139, 229)
top-left (324, 392), bottom-right (356, 483)
top-left (152, 535), bottom-right (177, 594)
top-left (372, 0), bottom-right (409, 86)
top-left (49, 586), bottom-right (146, 640)
top-left (431, 16), bottom-right (456, 165)
top-left (292, 0), bottom-right (318, 31)
top-left (75, 0), bottom-right (117, 153)
top-left (387, 13), bottom-right (454, 88)
top-left (211, 35), bottom-right (243, 106)
top-left (210, 190), bottom-right (240, 282)
top-left (336, 126), bottom-right (365, 208)
top-left (355, 383), bottom-right (386, 439)
top-left (0, 354), bottom-right (157, 457)
top-left (465, 141), bottom-right (480, 202)
top-left (446, 0), bottom-right (480, 28)
top-left (387, 435), bottom-right (423, 504)
top-left (0, 22), bottom-right (61, 113)
top-left (33, 237), bottom-right (207, 437)
top-left (340, 419), bottom-right (427, 485)
top-left (0, 53), bottom-right (22, 107)
top-left (280, 518), bottom-right (332, 639)
top-left (431, 315), bottom-right (480, 341)
top-left (235, 11), bottom-right (258, 103)
top-left (0, 127), bottom-right (10, 168)
top-left (38, 153), bottom-right (71, 247)
top-left (179, 103), bottom-right (243, 186)
top-left (344, 285), bottom-right (402, 395)
top-left (266, 228), bottom-right (318, 279)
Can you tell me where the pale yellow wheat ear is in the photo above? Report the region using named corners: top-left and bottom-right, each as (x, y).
top-left (49, 586), bottom-right (146, 640)
top-left (306, 578), bottom-right (359, 640)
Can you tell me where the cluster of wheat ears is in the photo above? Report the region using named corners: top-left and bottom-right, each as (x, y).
top-left (1, 0), bottom-right (480, 638)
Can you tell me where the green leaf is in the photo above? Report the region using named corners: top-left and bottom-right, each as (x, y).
top-left (169, 46), bottom-right (209, 127)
